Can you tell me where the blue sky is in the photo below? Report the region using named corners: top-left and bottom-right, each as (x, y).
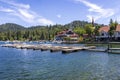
top-left (0, 0), bottom-right (120, 27)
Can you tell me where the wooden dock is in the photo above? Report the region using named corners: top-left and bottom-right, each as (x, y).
top-left (109, 48), bottom-right (120, 50)
top-left (107, 48), bottom-right (120, 53)
top-left (50, 46), bottom-right (62, 52)
top-left (62, 47), bottom-right (83, 53)
top-left (4, 43), bottom-right (120, 53)
top-left (1, 43), bottom-right (98, 53)
top-left (86, 49), bottom-right (107, 52)
top-left (107, 42), bottom-right (120, 53)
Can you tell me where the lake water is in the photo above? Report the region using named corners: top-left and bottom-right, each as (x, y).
top-left (0, 42), bottom-right (120, 80)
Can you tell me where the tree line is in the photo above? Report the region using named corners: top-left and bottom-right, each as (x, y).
top-left (0, 20), bottom-right (103, 41)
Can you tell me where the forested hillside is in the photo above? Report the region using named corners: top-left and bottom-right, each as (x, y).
top-left (0, 23), bottom-right (25, 32)
top-left (0, 20), bottom-right (102, 41)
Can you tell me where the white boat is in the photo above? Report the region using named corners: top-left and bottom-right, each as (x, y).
top-left (52, 40), bottom-right (63, 44)
top-left (5, 40), bottom-right (10, 44)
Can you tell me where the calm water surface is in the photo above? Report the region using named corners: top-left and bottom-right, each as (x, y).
top-left (0, 42), bottom-right (120, 80)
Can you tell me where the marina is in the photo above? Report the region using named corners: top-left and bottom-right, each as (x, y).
top-left (1, 42), bottom-right (120, 53)
top-left (1, 43), bottom-right (96, 53)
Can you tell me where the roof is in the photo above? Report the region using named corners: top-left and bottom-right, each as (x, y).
top-left (116, 24), bottom-right (120, 31)
top-left (56, 29), bottom-right (79, 38)
top-left (70, 33), bottom-right (79, 37)
top-left (99, 26), bottom-right (110, 32)
top-left (57, 30), bottom-right (68, 34)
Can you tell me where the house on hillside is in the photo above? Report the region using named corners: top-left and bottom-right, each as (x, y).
top-left (54, 29), bottom-right (79, 43)
top-left (96, 26), bottom-right (110, 41)
top-left (114, 24), bottom-right (120, 40)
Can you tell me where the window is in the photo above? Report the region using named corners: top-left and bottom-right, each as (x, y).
top-left (101, 33), bottom-right (104, 36)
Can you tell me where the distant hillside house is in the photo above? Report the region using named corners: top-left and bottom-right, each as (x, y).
top-left (97, 26), bottom-right (110, 41)
top-left (55, 29), bottom-right (79, 42)
top-left (114, 24), bottom-right (120, 40)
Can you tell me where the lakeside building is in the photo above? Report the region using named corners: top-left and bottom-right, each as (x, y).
top-left (114, 24), bottom-right (120, 40)
top-left (54, 29), bottom-right (79, 43)
top-left (97, 26), bottom-right (110, 41)
top-left (96, 24), bottom-right (120, 41)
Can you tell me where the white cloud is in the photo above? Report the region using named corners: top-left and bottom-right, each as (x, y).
top-left (75, 0), bottom-right (115, 21)
top-left (0, 0), bottom-right (54, 26)
top-left (57, 14), bottom-right (61, 18)
top-left (18, 9), bottom-right (35, 20)
top-left (0, 6), bottom-right (14, 12)
top-left (38, 18), bottom-right (54, 25)
top-left (0, 0), bottom-right (30, 9)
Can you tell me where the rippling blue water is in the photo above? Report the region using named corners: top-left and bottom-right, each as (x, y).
top-left (0, 42), bottom-right (120, 80)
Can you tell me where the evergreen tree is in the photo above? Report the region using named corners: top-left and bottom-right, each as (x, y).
top-left (109, 19), bottom-right (117, 38)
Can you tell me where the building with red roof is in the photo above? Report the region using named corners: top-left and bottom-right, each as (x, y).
top-left (98, 26), bottom-right (110, 40)
top-left (54, 29), bottom-right (79, 43)
top-left (97, 24), bottom-right (120, 41)
top-left (98, 26), bottom-right (110, 33)
top-left (116, 24), bottom-right (120, 31)
top-left (114, 24), bottom-right (120, 40)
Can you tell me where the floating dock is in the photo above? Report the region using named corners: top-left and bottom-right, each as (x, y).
top-left (1, 43), bottom-right (107, 53)
top-left (86, 49), bottom-right (107, 52)
top-left (107, 48), bottom-right (120, 53)
top-left (109, 48), bottom-right (120, 50)
top-left (2, 43), bottom-right (120, 54)
top-left (62, 47), bottom-right (83, 54)
top-left (2, 41), bottom-right (120, 54)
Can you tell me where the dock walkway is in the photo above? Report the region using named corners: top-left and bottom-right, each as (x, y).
top-left (1, 43), bottom-right (97, 53)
